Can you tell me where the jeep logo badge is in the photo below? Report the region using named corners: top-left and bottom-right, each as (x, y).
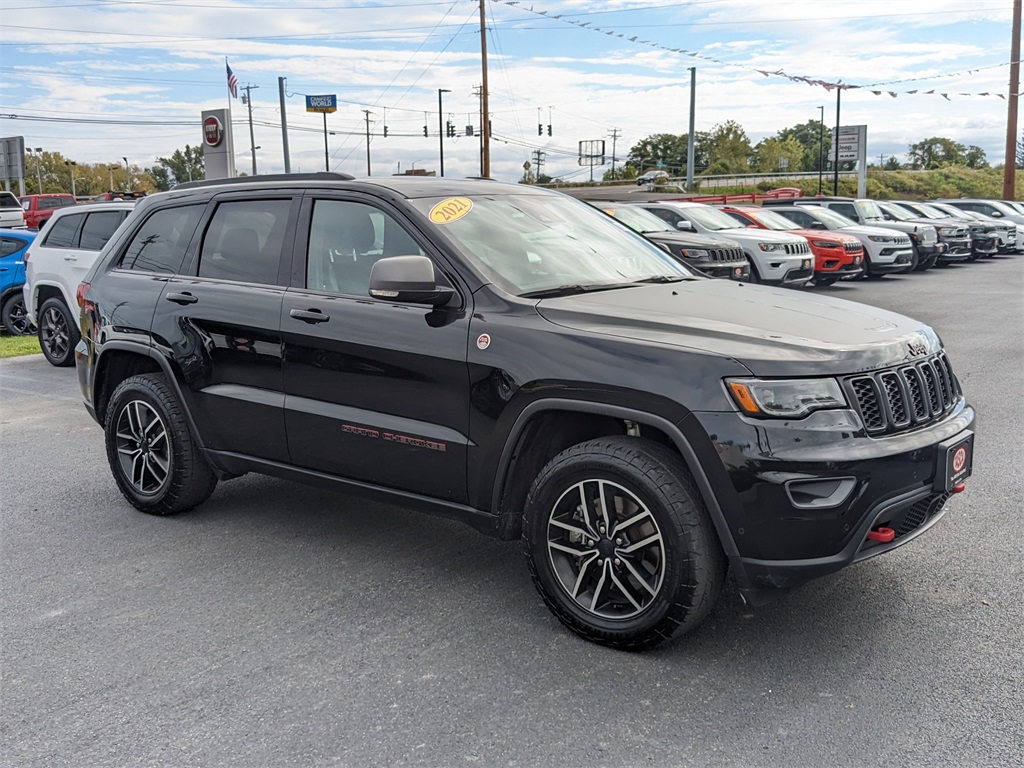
top-left (203, 115), bottom-right (224, 148)
top-left (907, 340), bottom-right (928, 356)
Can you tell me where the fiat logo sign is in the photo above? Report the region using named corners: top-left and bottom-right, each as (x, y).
top-left (203, 115), bottom-right (224, 148)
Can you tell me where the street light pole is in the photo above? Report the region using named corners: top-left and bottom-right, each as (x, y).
top-left (686, 66), bottom-right (696, 192)
top-left (123, 156), bottom-right (130, 189)
top-left (817, 105), bottom-right (825, 194)
top-left (438, 89), bottom-right (451, 177)
top-left (65, 160), bottom-right (77, 197)
top-left (33, 148), bottom-right (43, 193)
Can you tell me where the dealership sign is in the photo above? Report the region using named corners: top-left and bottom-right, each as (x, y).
top-left (203, 115), bottom-right (224, 148)
top-left (306, 94), bottom-right (338, 114)
top-left (828, 124), bottom-right (866, 163)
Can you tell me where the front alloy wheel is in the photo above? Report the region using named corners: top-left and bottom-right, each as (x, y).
top-left (547, 479), bottom-right (665, 619)
top-left (524, 436), bottom-right (726, 650)
top-left (38, 297), bottom-right (79, 366)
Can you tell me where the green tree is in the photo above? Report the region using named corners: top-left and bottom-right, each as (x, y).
top-left (883, 156), bottom-right (902, 171)
top-left (625, 132), bottom-right (708, 177)
top-left (154, 144), bottom-right (205, 187)
top-left (752, 136), bottom-right (805, 173)
top-left (907, 137), bottom-right (966, 170)
top-left (776, 119), bottom-right (832, 172)
top-left (963, 145), bottom-right (988, 169)
top-left (703, 120), bottom-right (752, 175)
top-left (148, 165), bottom-right (173, 192)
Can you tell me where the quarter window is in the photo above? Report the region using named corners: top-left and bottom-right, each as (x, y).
top-left (120, 205), bottom-right (203, 274)
top-left (831, 203), bottom-right (858, 220)
top-left (1, 238), bottom-right (24, 256)
top-left (41, 213), bottom-right (85, 248)
top-left (79, 211), bottom-right (127, 251)
top-left (306, 200), bottom-right (425, 296)
top-left (198, 200), bottom-right (292, 285)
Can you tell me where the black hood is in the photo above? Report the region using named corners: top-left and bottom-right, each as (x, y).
top-left (536, 280), bottom-right (942, 376)
top-left (634, 230), bottom-right (741, 249)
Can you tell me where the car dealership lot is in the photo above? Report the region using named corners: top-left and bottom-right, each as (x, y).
top-left (2, 257), bottom-right (1022, 766)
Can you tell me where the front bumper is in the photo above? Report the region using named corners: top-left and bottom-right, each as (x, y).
top-left (688, 401), bottom-right (975, 604)
top-left (933, 237), bottom-right (971, 263)
top-left (695, 260), bottom-right (750, 281)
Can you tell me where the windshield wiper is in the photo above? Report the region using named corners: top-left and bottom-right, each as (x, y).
top-left (521, 283), bottom-right (637, 299)
top-left (634, 275), bottom-right (694, 283)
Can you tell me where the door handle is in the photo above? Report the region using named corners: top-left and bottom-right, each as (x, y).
top-left (63, 255), bottom-right (78, 261)
top-left (166, 292), bottom-right (199, 305)
top-left (289, 308), bottom-right (330, 324)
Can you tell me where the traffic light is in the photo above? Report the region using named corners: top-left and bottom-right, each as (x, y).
top-left (446, 121), bottom-right (455, 138)
top-left (383, 126), bottom-right (389, 138)
top-left (423, 125), bottom-right (428, 137)
top-left (547, 124), bottom-right (552, 136)
top-left (538, 123), bottom-right (543, 135)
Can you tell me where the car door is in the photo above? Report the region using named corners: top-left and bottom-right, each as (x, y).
top-left (150, 193), bottom-right (299, 462)
top-left (280, 194), bottom-right (472, 503)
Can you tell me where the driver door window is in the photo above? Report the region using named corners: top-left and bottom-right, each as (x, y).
top-left (306, 200), bottom-right (424, 296)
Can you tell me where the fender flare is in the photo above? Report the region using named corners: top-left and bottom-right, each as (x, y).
top-left (491, 397), bottom-right (740, 559)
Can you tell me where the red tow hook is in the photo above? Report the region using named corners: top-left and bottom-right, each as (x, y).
top-left (951, 482), bottom-right (966, 494)
top-left (867, 526), bottom-right (896, 544)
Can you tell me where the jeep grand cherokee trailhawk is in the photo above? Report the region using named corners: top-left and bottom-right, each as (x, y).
top-left (76, 174), bottom-right (975, 650)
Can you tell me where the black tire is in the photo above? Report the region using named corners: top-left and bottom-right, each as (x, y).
top-left (908, 248), bottom-right (920, 271)
top-left (37, 297), bottom-right (79, 367)
top-left (104, 373), bottom-right (217, 515)
top-left (2, 293), bottom-right (34, 336)
top-left (813, 276), bottom-right (838, 287)
top-left (523, 436), bottom-right (726, 650)
top-left (745, 261), bottom-right (762, 284)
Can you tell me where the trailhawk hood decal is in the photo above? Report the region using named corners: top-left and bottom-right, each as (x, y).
top-left (535, 281), bottom-right (942, 376)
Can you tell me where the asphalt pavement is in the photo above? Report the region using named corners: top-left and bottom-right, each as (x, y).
top-left (2, 255), bottom-right (1022, 767)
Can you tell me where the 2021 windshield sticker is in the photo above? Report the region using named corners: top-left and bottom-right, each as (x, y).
top-left (429, 197), bottom-right (473, 224)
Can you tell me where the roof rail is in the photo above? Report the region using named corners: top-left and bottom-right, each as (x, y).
top-left (173, 172), bottom-right (355, 191)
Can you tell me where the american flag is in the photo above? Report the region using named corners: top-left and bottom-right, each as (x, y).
top-left (226, 63), bottom-right (238, 99)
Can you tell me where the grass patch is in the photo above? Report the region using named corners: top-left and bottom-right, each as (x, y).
top-left (0, 332), bottom-right (42, 359)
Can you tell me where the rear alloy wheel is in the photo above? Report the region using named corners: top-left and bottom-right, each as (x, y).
top-left (105, 373), bottom-right (217, 515)
top-left (1, 294), bottom-right (34, 336)
top-left (38, 297), bottom-right (79, 366)
top-left (523, 437), bottom-right (725, 650)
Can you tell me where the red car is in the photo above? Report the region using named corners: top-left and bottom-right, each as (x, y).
top-left (18, 193), bottom-right (77, 230)
top-left (719, 205), bottom-right (865, 286)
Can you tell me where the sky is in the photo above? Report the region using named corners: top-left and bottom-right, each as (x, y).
top-left (0, 0), bottom-right (1017, 183)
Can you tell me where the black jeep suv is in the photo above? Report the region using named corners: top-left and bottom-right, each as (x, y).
top-left (76, 174), bottom-right (975, 649)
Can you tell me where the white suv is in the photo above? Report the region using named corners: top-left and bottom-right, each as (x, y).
top-left (0, 191), bottom-right (27, 229)
top-left (631, 201), bottom-right (814, 287)
top-left (24, 201), bottom-right (134, 366)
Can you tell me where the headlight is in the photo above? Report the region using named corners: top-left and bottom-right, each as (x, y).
top-left (867, 235), bottom-right (893, 242)
top-left (725, 377), bottom-right (847, 418)
top-left (758, 242), bottom-right (786, 252)
top-left (810, 240), bottom-right (840, 248)
top-left (680, 248), bottom-right (709, 259)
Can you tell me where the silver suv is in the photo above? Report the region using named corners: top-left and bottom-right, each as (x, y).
top-left (24, 201), bottom-right (134, 365)
top-left (0, 191), bottom-right (27, 229)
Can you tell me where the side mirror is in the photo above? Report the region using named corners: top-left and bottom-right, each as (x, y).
top-left (369, 255), bottom-right (455, 307)
top-left (811, 221), bottom-right (827, 230)
top-left (989, 210), bottom-right (1003, 217)
top-left (675, 220), bottom-right (695, 231)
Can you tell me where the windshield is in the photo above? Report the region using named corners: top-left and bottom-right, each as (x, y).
top-left (808, 207), bottom-right (859, 228)
top-left (904, 202), bottom-right (945, 219)
top-left (410, 194), bottom-right (695, 295)
top-left (600, 205), bottom-right (674, 234)
top-left (0, 192), bottom-right (20, 210)
top-left (879, 203), bottom-right (914, 221)
top-left (743, 208), bottom-right (798, 231)
top-left (676, 204), bottom-right (745, 231)
top-left (856, 200), bottom-right (885, 221)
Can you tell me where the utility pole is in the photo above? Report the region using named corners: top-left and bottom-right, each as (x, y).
top-left (65, 160), bottom-right (76, 197)
top-left (833, 86), bottom-right (842, 196)
top-left (32, 148), bottom-right (43, 192)
top-left (438, 89), bottom-right (451, 177)
top-left (241, 84), bottom-right (260, 175)
top-left (363, 109), bottom-right (373, 176)
top-left (817, 105), bottom-right (825, 194)
top-left (1004, 0), bottom-right (1022, 199)
top-left (479, 0), bottom-right (491, 177)
top-left (609, 128), bottom-right (620, 176)
top-left (686, 67), bottom-right (696, 192)
top-left (278, 77), bottom-right (291, 174)
top-left (532, 149), bottom-right (546, 181)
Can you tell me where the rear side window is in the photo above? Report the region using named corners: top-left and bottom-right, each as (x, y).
top-left (197, 199), bottom-right (292, 285)
top-left (41, 212), bottom-right (86, 248)
top-left (0, 192), bottom-right (20, 209)
top-left (830, 203), bottom-right (858, 220)
top-left (1, 238), bottom-right (26, 256)
top-left (39, 198), bottom-right (65, 210)
top-left (780, 209), bottom-right (816, 228)
top-left (120, 205), bottom-right (204, 274)
top-left (80, 211), bottom-right (127, 250)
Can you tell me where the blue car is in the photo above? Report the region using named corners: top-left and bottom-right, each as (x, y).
top-left (1, 229), bottom-right (36, 336)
